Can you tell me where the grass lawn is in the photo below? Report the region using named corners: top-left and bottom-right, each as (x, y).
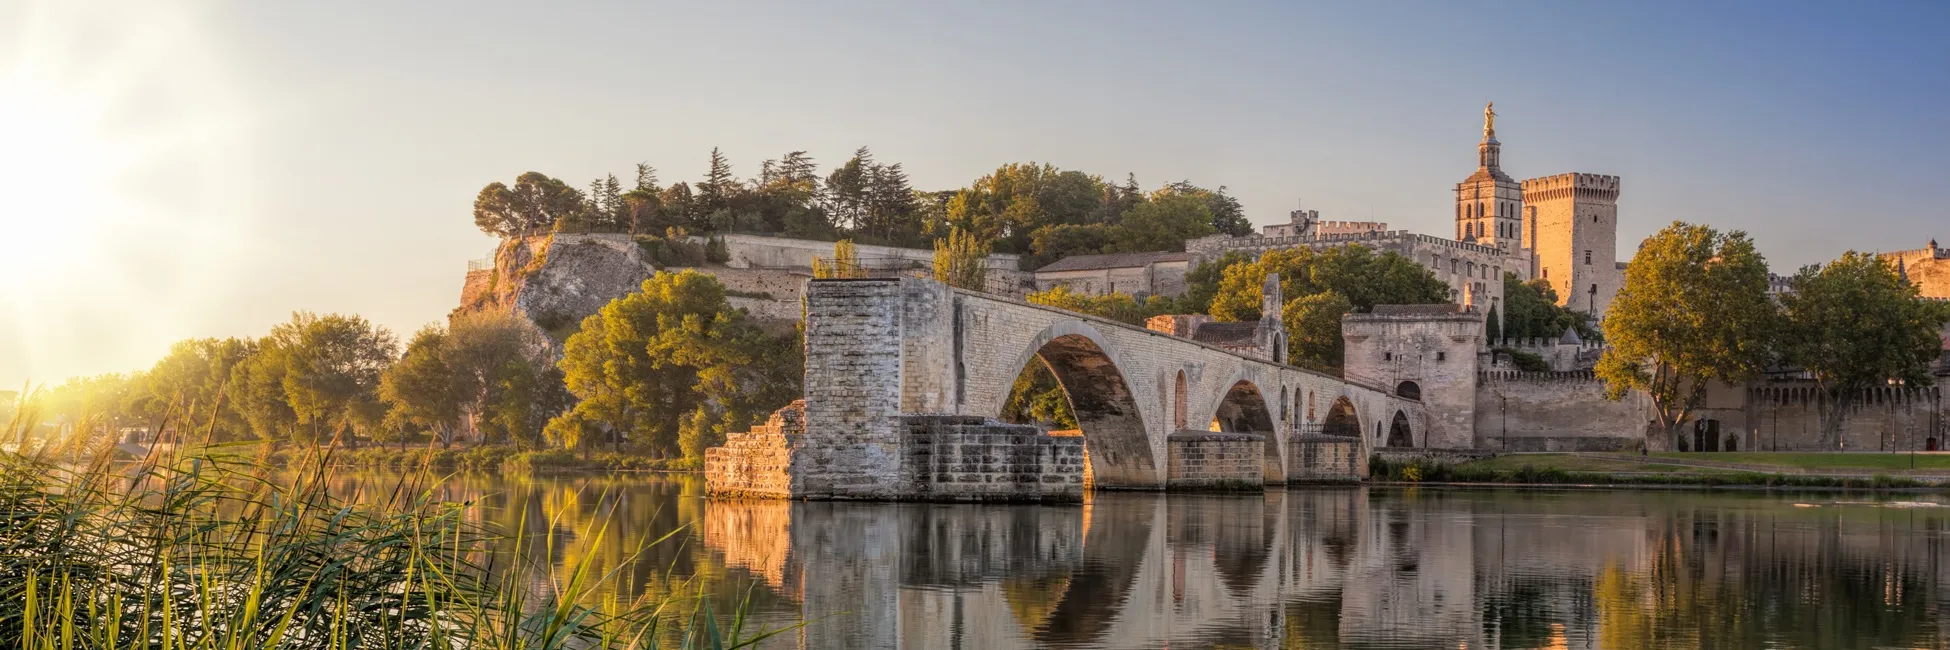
top-left (1461, 454), bottom-right (1676, 474)
top-left (1641, 452), bottom-right (1950, 471)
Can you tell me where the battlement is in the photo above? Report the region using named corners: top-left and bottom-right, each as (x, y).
top-left (1520, 173), bottom-right (1620, 202)
top-left (1478, 369), bottom-right (1602, 382)
top-left (1316, 220), bottom-right (1387, 235)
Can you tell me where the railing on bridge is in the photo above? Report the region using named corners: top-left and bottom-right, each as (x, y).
top-left (466, 257), bottom-right (495, 273)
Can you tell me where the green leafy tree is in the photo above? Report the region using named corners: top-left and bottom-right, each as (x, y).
top-left (1026, 286), bottom-right (1176, 326)
top-left (378, 326), bottom-right (460, 447)
top-left (1108, 192), bottom-right (1215, 253)
top-left (1209, 246), bottom-right (1448, 321)
top-left (1283, 291), bottom-right (1355, 372)
top-left (933, 228), bottom-right (990, 291)
top-left (550, 271), bottom-right (799, 459)
top-left (1500, 272), bottom-right (1599, 342)
top-left (269, 312), bottom-right (398, 443)
top-left (1779, 251), bottom-right (1950, 448)
top-left (1027, 223), bottom-right (1114, 269)
top-left (472, 172), bottom-right (583, 237)
top-left (1180, 252), bottom-right (1252, 314)
top-left (1596, 222), bottom-right (1777, 450)
top-left (943, 163), bottom-right (1107, 253)
top-left (140, 338), bottom-right (256, 442)
top-left (1157, 181), bottom-right (1250, 236)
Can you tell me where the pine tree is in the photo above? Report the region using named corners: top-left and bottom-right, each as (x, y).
top-left (824, 147), bottom-right (873, 232)
top-left (867, 162), bottom-right (919, 245)
top-left (698, 147), bottom-right (740, 216)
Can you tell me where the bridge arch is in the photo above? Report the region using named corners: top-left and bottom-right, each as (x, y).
top-left (995, 320), bottom-right (1159, 488)
top-left (1387, 410), bottom-right (1413, 447)
top-left (1322, 396), bottom-right (1362, 438)
top-left (1211, 379), bottom-right (1283, 483)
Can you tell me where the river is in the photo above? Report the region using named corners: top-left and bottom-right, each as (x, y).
top-left (332, 473), bottom-right (1950, 649)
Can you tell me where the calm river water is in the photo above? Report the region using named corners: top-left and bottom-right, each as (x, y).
top-left (340, 473), bottom-right (1950, 649)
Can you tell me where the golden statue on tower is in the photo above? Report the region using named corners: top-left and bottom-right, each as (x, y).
top-left (1484, 102), bottom-right (1496, 136)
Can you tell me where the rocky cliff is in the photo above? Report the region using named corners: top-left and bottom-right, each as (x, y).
top-left (459, 234), bottom-right (657, 335)
top-left (457, 233), bottom-right (809, 337)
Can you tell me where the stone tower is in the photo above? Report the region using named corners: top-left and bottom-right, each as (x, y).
top-left (1454, 102), bottom-right (1523, 253)
top-left (1520, 173), bottom-right (1622, 315)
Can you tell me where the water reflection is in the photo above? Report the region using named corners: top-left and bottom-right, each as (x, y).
top-left (329, 474), bottom-right (1950, 649)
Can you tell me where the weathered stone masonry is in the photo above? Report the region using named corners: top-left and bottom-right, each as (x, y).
top-left (706, 277), bottom-right (1428, 500)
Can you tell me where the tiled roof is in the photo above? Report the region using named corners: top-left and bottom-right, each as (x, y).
top-left (1035, 252), bottom-right (1196, 273)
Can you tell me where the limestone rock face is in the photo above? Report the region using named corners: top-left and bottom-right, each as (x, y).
top-left (458, 233), bottom-right (655, 333)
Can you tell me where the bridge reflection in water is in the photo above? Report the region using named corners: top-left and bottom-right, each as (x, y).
top-left (702, 487), bottom-right (1950, 650)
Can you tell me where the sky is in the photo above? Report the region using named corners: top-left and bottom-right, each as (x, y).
top-left (1, 0), bottom-right (1945, 388)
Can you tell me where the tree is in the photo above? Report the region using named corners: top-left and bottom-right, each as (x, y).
top-left (1501, 272), bottom-right (1599, 342)
top-left (933, 228), bottom-right (989, 291)
top-left (824, 147), bottom-right (875, 232)
top-left (379, 326), bottom-right (461, 447)
top-left (1596, 222), bottom-right (1777, 450)
top-left (1158, 181), bottom-right (1250, 236)
top-left (550, 271), bottom-right (799, 459)
top-left (140, 338), bottom-right (255, 442)
top-left (1779, 251), bottom-right (1950, 448)
top-left (1026, 286), bottom-right (1176, 326)
top-left (1109, 191), bottom-right (1215, 253)
top-left (1484, 305), bottom-right (1503, 344)
top-left (269, 312), bottom-right (399, 443)
top-left (813, 239), bottom-right (861, 279)
top-left (697, 147), bottom-right (742, 216)
top-left (472, 172), bottom-right (583, 237)
top-left (942, 163), bottom-right (1107, 254)
top-left (1180, 252), bottom-right (1252, 314)
top-left (1284, 291), bottom-right (1355, 372)
top-left (1209, 246), bottom-right (1448, 321)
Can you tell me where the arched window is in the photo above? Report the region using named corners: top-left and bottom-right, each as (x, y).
top-left (1173, 371), bottom-right (1188, 430)
top-left (1395, 381), bottom-right (1421, 400)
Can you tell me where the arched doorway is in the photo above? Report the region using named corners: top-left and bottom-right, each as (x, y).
top-left (1386, 410), bottom-right (1413, 447)
top-left (1322, 397), bottom-right (1360, 438)
top-left (998, 331), bottom-right (1158, 488)
top-left (1395, 381), bottom-right (1421, 400)
top-left (1213, 380), bottom-right (1281, 482)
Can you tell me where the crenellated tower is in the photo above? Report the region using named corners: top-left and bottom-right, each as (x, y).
top-left (1520, 173), bottom-right (1622, 315)
top-left (1454, 103), bottom-right (1524, 253)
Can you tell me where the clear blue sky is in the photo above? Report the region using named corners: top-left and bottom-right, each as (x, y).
top-left (2, 0), bottom-right (1945, 387)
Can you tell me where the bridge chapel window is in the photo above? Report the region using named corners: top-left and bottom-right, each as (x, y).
top-left (1585, 250), bottom-right (1592, 265)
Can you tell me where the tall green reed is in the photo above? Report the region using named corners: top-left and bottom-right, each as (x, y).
top-left (0, 390), bottom-right (795, 649)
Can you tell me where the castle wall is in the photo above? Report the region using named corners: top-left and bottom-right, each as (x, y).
top-left (1742, 383), bottom-right (1947, 452)
top-left (1882, 246), bottom-right (1950, 300)
top-left (1473, 371), bottom-right (1649, 451)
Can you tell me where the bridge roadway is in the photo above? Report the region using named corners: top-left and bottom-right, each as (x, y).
top-left (792, 277), bottom-right (1425, 495)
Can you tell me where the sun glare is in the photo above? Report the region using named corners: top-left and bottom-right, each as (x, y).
top-left (0, 1), bottom-right (251, 386)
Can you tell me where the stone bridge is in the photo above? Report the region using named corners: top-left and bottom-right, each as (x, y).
top-left (708, 277), bottom-right (1425, 499)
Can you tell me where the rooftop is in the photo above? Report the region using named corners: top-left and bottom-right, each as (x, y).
top-left (1190, 321), bottom-right (1263, 345)
top-left (1035, 251), bottom-right (1195, 273)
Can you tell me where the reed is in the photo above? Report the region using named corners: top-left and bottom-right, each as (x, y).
top-left (0, 391), bottom-right (793, 649)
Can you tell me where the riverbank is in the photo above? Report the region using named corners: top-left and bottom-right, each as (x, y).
top-left (259, 445), bottom-right (700, 474)
top-left (1371, 452), bottom-right (1949, 491)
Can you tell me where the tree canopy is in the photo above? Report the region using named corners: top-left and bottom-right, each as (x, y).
top-left (1205, 245), bottom-right (1449, 372)
top-left (550, 271), bottom-right (801, 459)
top-left (471, 151), bottom-right (1246, 269)
top-left (1596, 222), bottom-right (1776, 450)
top-left (1779, 251), bottom-right (1950, 448)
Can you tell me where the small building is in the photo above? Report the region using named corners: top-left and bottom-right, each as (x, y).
top-left (1033, 252), bottom-right (1195, 297)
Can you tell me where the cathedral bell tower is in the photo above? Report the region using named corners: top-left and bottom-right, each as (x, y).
top-left (1454, 103), bottom-right (1523, 253)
